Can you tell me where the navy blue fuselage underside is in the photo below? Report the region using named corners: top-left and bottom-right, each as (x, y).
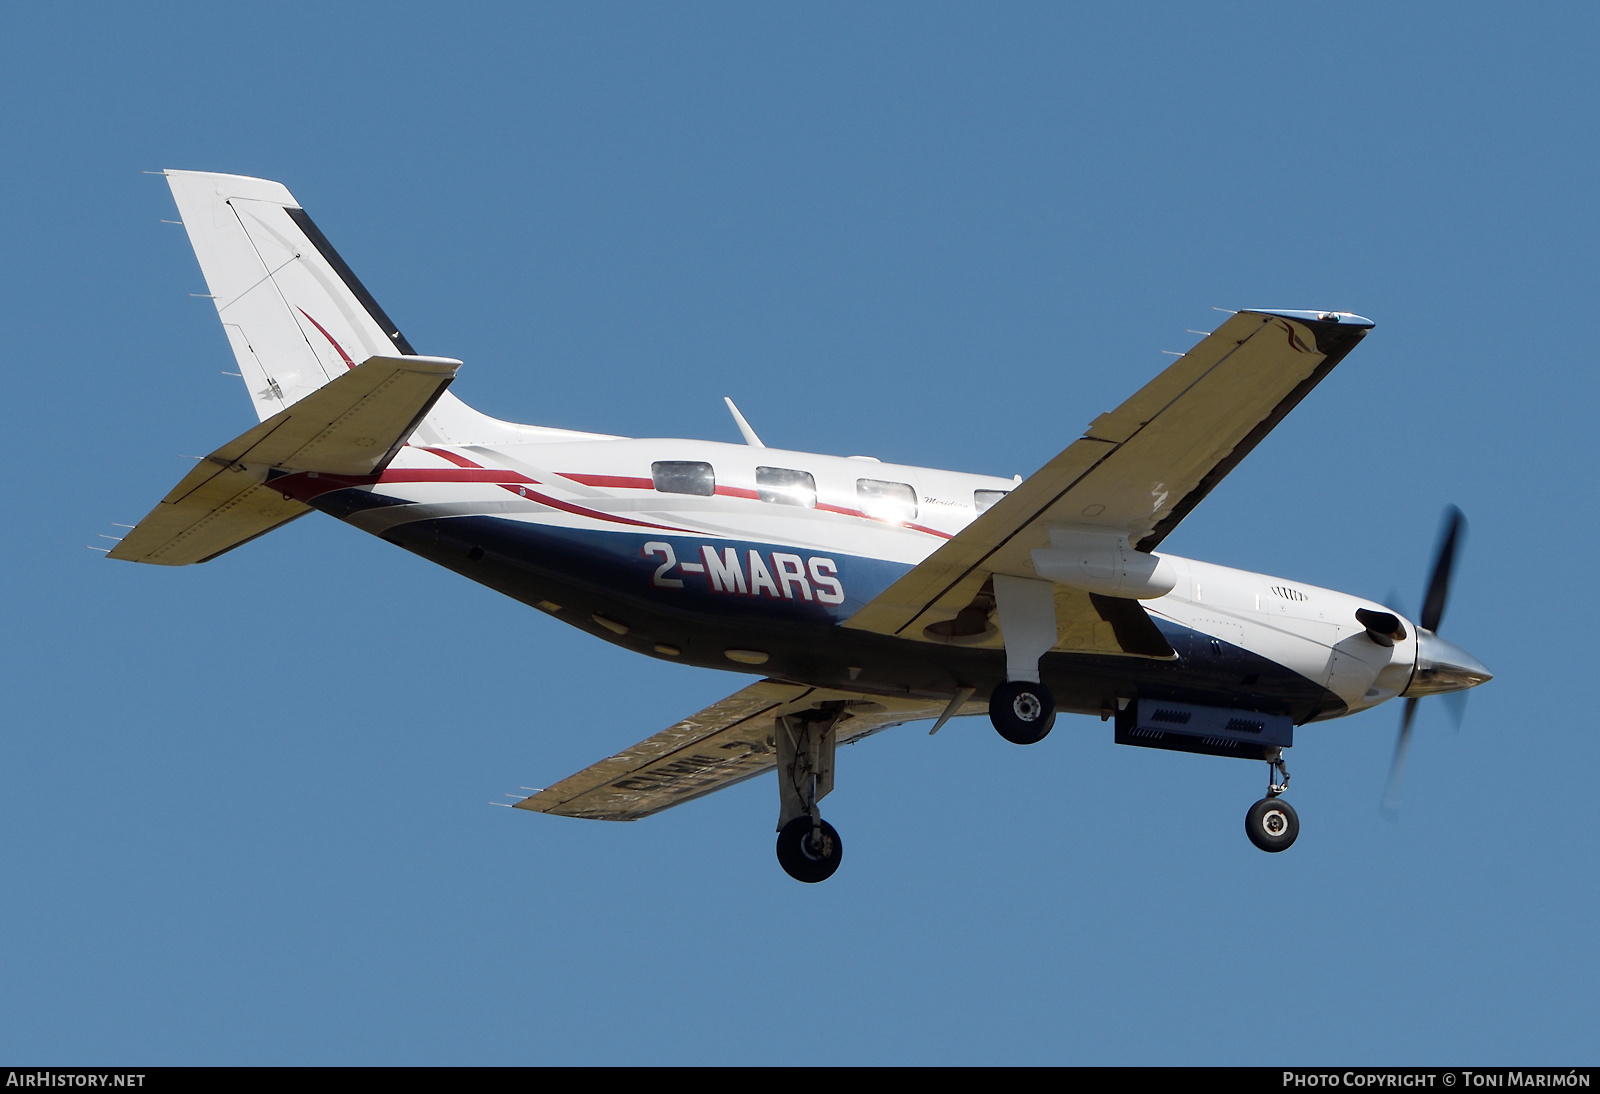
top-left (313, 490), bottom-right (1345, 723)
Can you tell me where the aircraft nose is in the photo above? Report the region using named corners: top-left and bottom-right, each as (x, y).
top-left (1404, 629), bottom-right (1493, 697)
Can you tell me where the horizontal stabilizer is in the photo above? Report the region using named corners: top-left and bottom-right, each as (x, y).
top-left (109, 354), bottom-right (459, 565)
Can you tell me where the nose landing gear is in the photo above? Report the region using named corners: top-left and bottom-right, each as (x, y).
top-left (1245, 796), bottom-right (1299, 852)
top-left (1245, 749), bottom-right (1299, 852)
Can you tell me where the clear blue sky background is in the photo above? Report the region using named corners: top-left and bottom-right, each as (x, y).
top-left (2, 2), bottom-right (1594, 1065)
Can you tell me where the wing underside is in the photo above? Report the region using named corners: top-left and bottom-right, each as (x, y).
top-left (515, 680), bottom-right (980, 821)
top-left (843, 309), bottom-right (1373, 649)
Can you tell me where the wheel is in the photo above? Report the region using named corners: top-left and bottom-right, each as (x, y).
top-left (1245, 796), bottom-right (1299, 853)
top-left (776, 816), bottom-right (843, 883)
top-left (988, 680), bottom-right (1056, 744)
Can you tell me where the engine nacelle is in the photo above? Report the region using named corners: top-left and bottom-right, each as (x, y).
top-left (1030, 526), bottom-right (1176, 600)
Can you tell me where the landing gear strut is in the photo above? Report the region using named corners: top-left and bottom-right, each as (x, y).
top-left (1245, 748), bottom-right (1299, 853)
top-left (774, 709), bottom-right (844, 883)
top-left (988, 574), bottom-right (1060, 745)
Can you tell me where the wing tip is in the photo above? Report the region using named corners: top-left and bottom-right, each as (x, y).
top-left (1241, 308), bottom-right (1375, 329)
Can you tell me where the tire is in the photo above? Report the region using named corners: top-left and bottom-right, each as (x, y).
top-left (776, 816), bottom-right (843, 883)
top-left (1245, 796), bottom-right (1299, 853)
top-left (988, 680), bottom-right (1056, 744)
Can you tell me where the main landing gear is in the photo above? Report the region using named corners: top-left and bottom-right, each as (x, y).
top-left (774, 708), bottom-right (844, 883)
top-left (989, 680), bottom-right (1056, 744)
top-left (987, 574), bottom-right (1061, 745)
top-left (776, 816), bottom-right (843, 884)
top-left (1245, 749), bottom-right (1299, 853)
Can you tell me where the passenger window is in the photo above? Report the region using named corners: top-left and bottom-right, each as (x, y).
top-left (974, 489), bottom-right (1009, 513)
top-left (756, 466), bottom-right (817, 508)
top-left (651, 461), bottom-right (715, 496)
top-left (856, 478), bottom-right (917, 523)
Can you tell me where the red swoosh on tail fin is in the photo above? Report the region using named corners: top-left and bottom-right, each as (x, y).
top-left (298, 309), bottom-right (356, 368)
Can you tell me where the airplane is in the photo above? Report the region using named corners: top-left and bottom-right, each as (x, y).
top-left (104, 170), bottom-right (1493, 883)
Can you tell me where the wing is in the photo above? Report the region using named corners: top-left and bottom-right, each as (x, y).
top-left (109, 353), bottom-right (458, 565)
top-left (844, 309), bottom-right (1373, 647)
top-left (515, 680), bottom-right (979, 821)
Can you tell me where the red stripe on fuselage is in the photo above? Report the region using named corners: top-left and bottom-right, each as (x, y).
top-left (273, 471), bottom-right (379, 502)
top-left (286, 454), bottom-right (955, 541)
top-left (816, 502), bottom-right (951, 540)
top-left (494, 485), bottom-right (691, 530)
top-left (559, 473), bottom-right (653, 489)
top-left (270, 469), bottom-right (696, 533)
top-left (557, 474), bottom-right (756, 501)
top-left (420, 447), bottom-right (484, 469)
top-left (564, 475), bottom-right (954, 539)
top-left (270, 466), bottom-right (535, 502)
top-left (383, 468), bottom-right (538, 485)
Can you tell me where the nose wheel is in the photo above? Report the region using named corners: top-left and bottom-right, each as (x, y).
top-left (1245, 750), bottom-right (1298, 852)
top-left (989, 680), bottom-right (1056, 744)
top-left (1245, 796), bottom-right (1299, 852)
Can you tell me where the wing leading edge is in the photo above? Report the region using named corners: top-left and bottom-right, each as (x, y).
top-left (843, 309), bottom-right (1373, 647)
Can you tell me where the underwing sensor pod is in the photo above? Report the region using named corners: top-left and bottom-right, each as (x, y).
top-left (107, 170), bottom-right (1492, 881)
top-left (1030, 527), bottom-right (1178, 599)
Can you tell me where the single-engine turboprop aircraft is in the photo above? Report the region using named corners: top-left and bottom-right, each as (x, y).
top-left (107, 170), bottom-right (1493, 882)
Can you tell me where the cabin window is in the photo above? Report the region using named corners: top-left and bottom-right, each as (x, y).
top-left (974, 489), bottom-right (1009, 513)
top-left (856, 478), bottom-right (917, 523)
top-left (756, 466), bottom-right (817, 508)
top-left (651, 461), bottom-right (716, 496)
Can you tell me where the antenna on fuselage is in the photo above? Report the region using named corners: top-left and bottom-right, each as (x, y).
top-left (723, 397), bottom-right (766, 447)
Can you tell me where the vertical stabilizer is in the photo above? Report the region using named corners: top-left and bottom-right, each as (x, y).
top-left (165, 170), bottom-right (604, 444)
top-left (165, 170), bottom-right (415, 422)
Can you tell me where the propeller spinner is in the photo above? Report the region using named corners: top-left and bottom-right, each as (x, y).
top-left (1381, 506), bottom-right (1492, 816)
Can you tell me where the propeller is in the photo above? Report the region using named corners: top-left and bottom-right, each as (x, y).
top-left (1381, 506), bottom-right (1467, 818)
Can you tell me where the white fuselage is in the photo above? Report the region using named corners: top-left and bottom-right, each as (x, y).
top-left (283, 431), bottom-right (1417, 722)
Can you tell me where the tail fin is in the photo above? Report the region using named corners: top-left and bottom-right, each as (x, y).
top-left (166, 170), bottom-right (603, 445)
top-left (165, 170), bottom-right (419, 422)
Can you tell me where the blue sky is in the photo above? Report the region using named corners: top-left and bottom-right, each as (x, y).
top-left (2, 2), bottom-right (1596, 1064)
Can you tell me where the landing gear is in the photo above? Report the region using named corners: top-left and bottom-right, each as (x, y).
top-left (776, 816), bottom-right (843, 883)
top-left (1245, 749), bottom-right (1298, 852)
top-left (989, 680), bottom-right (1056, 744)
top-left (774, 709), bottom-right (845, 883)
top-left (1246, 797), bottom-right (1299, 852)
